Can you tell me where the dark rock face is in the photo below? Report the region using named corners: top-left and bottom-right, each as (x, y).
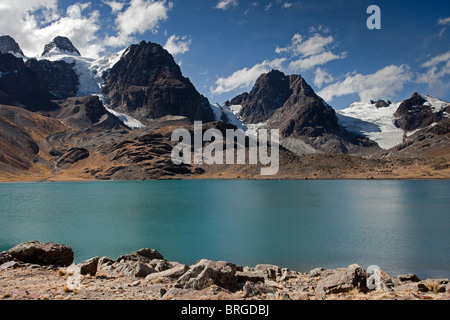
top-left (238, 70), bottom-right (293, 124)
top-left (375, 100), bottom-right (391, 109)
top-left (271, 74), bottom-right (341, 138)
top-left (0, 35), bottom-right (25, 57)
top-left (103, 41), bottom-right (214, 125)
top-left (235, 70), bottom-right (341, 137)
top-left (394, 93), bottom-right (444, 131)
top-left (25, 59), bottom-right (79, 99)
top-left (231, 69), bottom-right (376, 154)
top-left (42, 36), bottom-right (81, 57)
top-left (230, 92), bottom-right (249, 106)
top-left (5, 241), bottom-right (74, 266)
top-left (0, 53), bottom-right (59, 111)
top-left (52, 96), bottom-right (126, 130)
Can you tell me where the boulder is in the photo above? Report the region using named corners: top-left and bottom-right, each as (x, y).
top-left (254, 264), bottom-right (282, 280)
top-left (147, 259), bottom-right (173, 272)
top-left (5, 241), bottom-right (74, 266)
top-left (397, 273), bottom-right (420, 283)
top-left (117, 248), bottom-right (164, 264)
top-left (145, 264), bottom-right (189, 281)
top-left (315, 264), bottom-right (368, 296)
top-left (235, 271), bottom-right (265, 284)
top-left (309, 267), bottom-right (325, 277)
top-left (242, 281), bottom-right (276, 298)
top-left (175, 259), bottom-right (237, 290)
top-left (0, 260), bottom-right (20, 270)
top-left (99, 256), bottom-right (115, 266)
top-left (78, 257), bottom-right (99, 276)
top-left (0, 252), bottom-right (13, 264)
top-left (113, 260), bottom-right (156, 278)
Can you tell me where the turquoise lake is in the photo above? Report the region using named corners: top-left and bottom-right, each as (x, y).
top-left (0, 180), bottom-right (449, 279)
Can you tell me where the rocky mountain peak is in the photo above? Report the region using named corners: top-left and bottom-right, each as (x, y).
top-left (238, 69), bottom-right (293, 123)
top-left (42, 36), bottom-right (81, 57)
top-left (394, 92), bottom-right (444, 131)
top-left (103, 40), bottom-right (214, 124)
top-left (0, 35), bottom-right (25, 57)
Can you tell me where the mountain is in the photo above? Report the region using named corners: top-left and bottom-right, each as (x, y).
top-left (214, 69), bottom-right (378, 155)
top-left (337, 93), bottom-right (450, 150)
top-left (41, 36), bottom-right (81, 58)
top-left (103, 40), bottom-right (215, 125)
top-left (0, 53), bottom-right (60, 111)
top-left (0, 35), bottom-right (449, 181)
top-left (0, 35), bottom-right (25, 58)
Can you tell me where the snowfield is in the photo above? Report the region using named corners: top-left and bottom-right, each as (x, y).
top-left (336, 101), bottom-right (404, 150)
top-left (337, 94), bottom-right (449, 150)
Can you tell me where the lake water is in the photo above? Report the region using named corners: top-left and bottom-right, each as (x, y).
top-left (0, 180), bottom-right (449, 279)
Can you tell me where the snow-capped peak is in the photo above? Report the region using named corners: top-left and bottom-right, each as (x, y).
top-left (419, 93), bottom-right (449, 114)
top-left (41, 36), bottom-right (81, 58)
top-left (337, 95), bottom-right (449, 150)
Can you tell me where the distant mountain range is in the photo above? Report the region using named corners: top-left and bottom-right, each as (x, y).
top-left (0, 35), bottom-right (449, 181)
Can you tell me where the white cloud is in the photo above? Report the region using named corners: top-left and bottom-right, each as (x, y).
top-left (318, 65), bottom-right (412, 102)
top-left (102, 0), bottom-right (125, 13)
top-left (276, 32), bottom-right (346, 71)
top-left (437, 17), bottom-right (450, 36)
top-left (164, 34), bottom-right (192, 56)
top-left (264, 3), bottom-right (272, 11)
top-left (111, 0), bottom-right (172, 44)
top-left (422, 51), bottom-right (450, 68)
top-left (0, 1), bottom-right (103, 58)
top-left (289, 51), bottom-right (346, 71)
top-left (0, 0), bottom-right (173, 58)
top-left (282, 2), bottom-right (293, 9)
top-left (314, 67), bottom-right (334, 88)
top-left (215, 0), bottom-right (238, 10)
top-left (210, 58), bottom-right (286, 95)
top-left (438, 17), bottom-right (450, 25)
top-left (416, 51), bottom-right (450, 96)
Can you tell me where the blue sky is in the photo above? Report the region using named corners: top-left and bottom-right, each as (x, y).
top-left (1, 0), bottom-right (450, 109)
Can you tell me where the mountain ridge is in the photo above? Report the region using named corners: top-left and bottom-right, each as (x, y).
top-left (0, 35), bottom-right (449, 181)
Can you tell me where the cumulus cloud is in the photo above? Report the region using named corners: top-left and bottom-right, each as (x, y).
top-left (0, 1), bottom-right (103, 58)
top-left (416, 51), bottom-right (450, 96)
top-left (164, 35), bottom-right (192, 56)
top-left (276, 33), bottom-right (346, 72)
top-left (210, 58), bottom-right (286, 95)
top-left (317, 65), bottom-right (412, 102)
top-left (314, 67), bottom-right (334, 88)
top-left (104, 0), bottom-right (173, 47)
top-left (215, 0), bottom-right (238, 10)
top-left (0, 0), bottom-right (174, 58)
top-left (102, 0), bottom-right (125, 13)
top-left (281, 2), bottom-right (293, 9)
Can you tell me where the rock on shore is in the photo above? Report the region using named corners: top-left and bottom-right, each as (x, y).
top-left (0, 241), bottom-right (449, 300)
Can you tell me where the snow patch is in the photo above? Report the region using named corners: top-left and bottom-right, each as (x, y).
top-left (210, 103), bottom-right (268, 137)
top-left (420, 94), bottom-right (450, 115)
top-left (105, 107), bottom-right (145, 129)
top-left (337, 101), bottom-right (404, 150)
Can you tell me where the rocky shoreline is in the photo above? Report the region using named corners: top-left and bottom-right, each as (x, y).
top-left (1, 241), bottom-right (449, 301)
